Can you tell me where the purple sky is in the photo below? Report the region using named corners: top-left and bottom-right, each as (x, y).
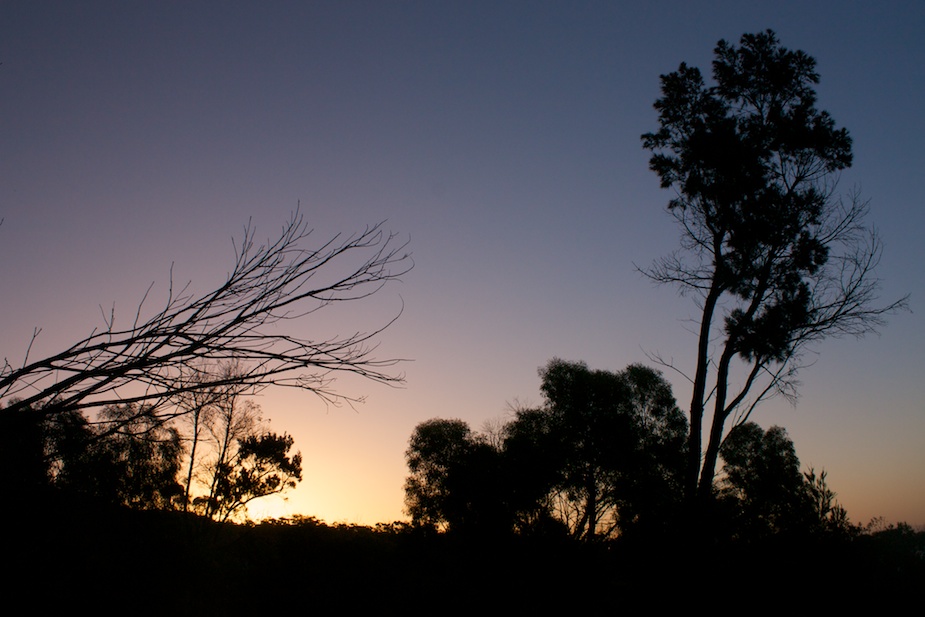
top-left (2, 1), bottom-right (923, 526)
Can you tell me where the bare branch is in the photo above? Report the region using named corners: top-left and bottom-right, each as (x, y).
top-left (0, 210), bottom-right (412, 421)
top-left (643, 348), bottom-right (694, 386)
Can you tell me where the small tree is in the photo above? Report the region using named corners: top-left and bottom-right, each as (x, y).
top-left (200, 386), bottom-right (262, 518)
top-left (206, 432), bottom-right (302, 523)
top-left (641, 30), bottom-right (907, 506)
top-left (500, 407), bottom-right (563, 534)
top-left (801, 467), bottom-right (851, 534)
top-left (174, 363), bottom-right (225, 511)
top-left (523, 359), bottom-right (687, 540)
top-left (167, 363), bottom-right (304, 521)
top-left (403, 363), bottom-right (686, 540)
top-left (718, 422), bottom-right (853, 538)
top-left (718, 423), bottom-right (804, 538)
top-left (403, 418), bottom-right (505, 532)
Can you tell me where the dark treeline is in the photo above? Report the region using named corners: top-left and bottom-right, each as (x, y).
top-left (6, 357), bottom-right (922, 609)
top-left (1, 365), bottom-right (303, 523)
top-left (403, 359), bottom-right (854, 545)
top-left (405, 360), bottom-right (690, 541)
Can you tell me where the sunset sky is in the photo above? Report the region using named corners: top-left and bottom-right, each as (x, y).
top-left (2, 1), bottom-right (923, 527)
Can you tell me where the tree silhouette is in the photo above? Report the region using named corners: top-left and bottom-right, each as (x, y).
top-left (403, 361), bottom-right (687, 540)
top-left (718, 422), bottom-right (804, 538)
top-left (200, 382), bottom-right (263, 517)
top-left (801, 467), bottom-right (851, 535)
top-left (499, 407), bottom-right (565, 534)
top-left (404, 418), bottom-right (472, 529)
top-left (206, 431), bottom-right (302, 522)
top-left (52, 403), bottom-right (184, 508)
top-left (520, 359), bottom-right (687, 540)
top-left (173, 363), bottom-right (225, 511)
top-left (403, 418), bottom-right (507, 533)
top-left (718, 422), bottom-right (852, 539)
top-left (641, 30), bottom-right (907, 506)
top-left (181, 380), bottom-right (303, 521)
top-left (0, 210), bottom-right (411, 428)
top-left (0, 398), bottom-right (78, 493)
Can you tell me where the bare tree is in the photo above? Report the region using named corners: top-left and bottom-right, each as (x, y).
top-left (174, 363), bottom-right (223, 510)
top-left (201, 386), bottom-right (261, 517)
top-left (1, 210), bottom-right (412, 425)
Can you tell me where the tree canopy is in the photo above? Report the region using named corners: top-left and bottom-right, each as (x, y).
top-left (403, 418), bottom-right (508, 534)
top-left (523, 359), bottom-right (687, 539)
top-left (404, 360), bottom-right (687, 540)
top-left (718, 422), bottom-right (851, 538)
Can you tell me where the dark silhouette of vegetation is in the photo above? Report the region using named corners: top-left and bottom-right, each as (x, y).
top-left (640, 30), bottom-right (907, 508)
top-left (8, 498), bottom-right (919, 612)
top-left (404, 418), bottom-right (509, 535)
top-left (205, 431), bottom-right (302, 522)
top-left (2, 393), bottom-right (301, 519)
top-left (403, 360), bottom-right (870, 552)
top-left (802, 466), bottom-right (851, 534)
top-left (1, 30), bottom-right (919, 609)
top-left (717, 422), bottom-right (851, 539)
top-left (173, 364), bottom-right (303, 521)
top-left (56, 403), bottom-right (185, 509)
top-left (512, 360), bottom-right (688, 540)
top-left (0, 399), bottom-right (184, 506)
top-left (404, 418), bottom-right (472, 530)
top-left (0, 212), bottom-right (403, 518)
top-left (405, 360), bottom-right (688, 540)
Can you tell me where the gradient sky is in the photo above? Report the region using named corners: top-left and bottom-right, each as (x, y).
top-left (2, 1), bottom-right (923, 527)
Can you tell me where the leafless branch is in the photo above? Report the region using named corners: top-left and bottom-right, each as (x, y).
top-left (0, 209), bottom-right (412, 421)
top-left (643, 348), bottom-right (694, 385)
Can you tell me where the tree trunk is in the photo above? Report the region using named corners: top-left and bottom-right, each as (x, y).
top-left (687, 282), bottom-right (722, 501)
top-left (585, 471), bottom-right (597, 541)
top-left (183, 407), bottom-right (201, 511)
top-left (698, 345), bottom-right (735, 501)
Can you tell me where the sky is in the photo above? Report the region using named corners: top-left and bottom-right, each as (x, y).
top-left (2, 1), bottom-right (923, 527)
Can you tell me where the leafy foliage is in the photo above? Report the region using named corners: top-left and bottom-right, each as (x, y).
top-left (404, 418), bottom-right (473, 529)
top-left (30, 402), bottom-right (184, 509)
top-left (2, 391), bottom-right (301, 520)
top-left (404, 361), bottom-right (687, 540)
top-left (403, 418), bottom-right (507, 533)
top-left (526, 359), bottom-right (687, 539)
top-left (1, 214), bottom-right (392, 521)
top-left (718, 422), bottom-right (853, 538)
top-left (802, 467), bottom-right (851, 534)
top-left (718, 423), bottom-right (804, 537)
top-left (205, 432), bottom-right (303, 522)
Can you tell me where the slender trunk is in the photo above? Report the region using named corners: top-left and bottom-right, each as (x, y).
top-left (698, 344), bottom-right (735, 501)
top-left (183, 407), bottom-right (201, 511)
top-left (207, 405), bottom-right (234, 520)
top-left (698, 267), bottom-right (769, 500)
top-left (585, 469), bottom-right (597, 541)
top-left (687, 282), bottom-right (722, 501)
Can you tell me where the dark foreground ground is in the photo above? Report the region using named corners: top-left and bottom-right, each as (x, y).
top-left (4, 492), bottom-right (922, 613)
